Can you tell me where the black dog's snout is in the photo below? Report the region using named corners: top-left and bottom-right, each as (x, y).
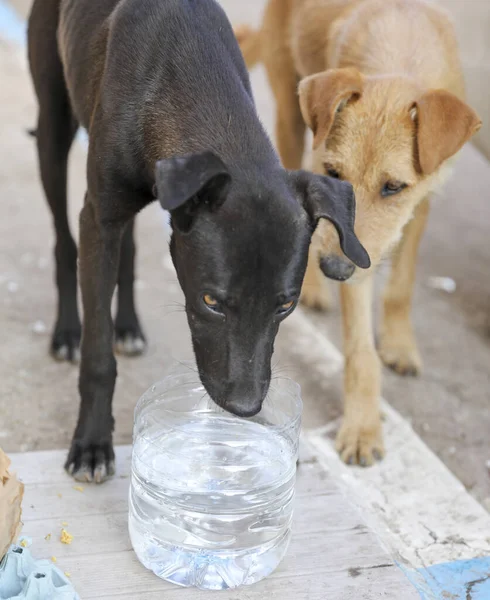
top-left (225, 399), bottom-right (262, 418)
top-left (216, 379), bottom-right (269, 418)
top-left (320, 255), bottom-right (355, 281)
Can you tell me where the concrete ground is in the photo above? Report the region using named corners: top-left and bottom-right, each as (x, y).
top-left (1, 0), bottom-right (489, 521)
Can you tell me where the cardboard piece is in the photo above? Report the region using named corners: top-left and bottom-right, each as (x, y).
top-left (0, 449), bottom-right (24, 561)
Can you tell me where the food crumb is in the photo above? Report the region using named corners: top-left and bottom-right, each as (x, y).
top-left (60, 528), bottom-right (73, 545)
top-left (51, 556), bottom-right (57, 563)
top-left (44, 534), bottom-right (51, 541)
top-left (61, 521), bottom-right (68, 527)
top-left (73, 486), bottom-right (84, 493)
top-left (20, 540), bottom-right (28, 548)
top-left (57, 493), bottom-right (62, 498)
top-left (64, 571), bottom-right (71, 578)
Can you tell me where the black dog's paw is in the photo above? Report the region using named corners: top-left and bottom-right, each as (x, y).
top-left (114, 323), bottom-right (147, 357)
top-left (65, 439), bottom-right (115, 483)
top-left (51, 325), bottom-right (81, 363)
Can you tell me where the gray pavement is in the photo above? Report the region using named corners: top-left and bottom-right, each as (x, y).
top-left (0, 0), bottom-right (489, 517)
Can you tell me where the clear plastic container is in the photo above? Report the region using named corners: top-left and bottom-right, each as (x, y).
top-left (128, 366), bottom-right (302, 590)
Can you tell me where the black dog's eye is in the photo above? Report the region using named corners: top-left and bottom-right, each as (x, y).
top-left (203, 294), bottom-right (220, 310)
top-left (277, 300), bottom-right (295, 315)
top-left (324, 164), bottom-right (341, 179)
top-left (381, 181), bottom-right (407, 197)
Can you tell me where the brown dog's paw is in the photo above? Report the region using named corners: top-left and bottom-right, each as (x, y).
top-left (379, 339), bottom-right (422, 377)
top-left (300, 284), bottom-right (331, 312)
top-left (335, 420), bottom-right (384, 467)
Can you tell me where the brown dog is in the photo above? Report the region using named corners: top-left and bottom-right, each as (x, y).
top-left (236, 0), bottom-right (481, 465)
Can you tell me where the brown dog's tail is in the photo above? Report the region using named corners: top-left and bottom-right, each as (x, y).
top-left (234, 24), bottom-right (262, 69)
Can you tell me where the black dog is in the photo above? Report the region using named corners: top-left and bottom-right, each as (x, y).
top-left (28, 0), bottom-right (369, 482)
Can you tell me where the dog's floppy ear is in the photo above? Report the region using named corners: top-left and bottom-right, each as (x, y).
top-left (294, 171), bottom-right (370, 269)
top-left (298, 67), bottom-right (363, 150)
top-left (413, 89), bottom-right (481, 175)
top-left (155, 151), bottom-right (231, 231)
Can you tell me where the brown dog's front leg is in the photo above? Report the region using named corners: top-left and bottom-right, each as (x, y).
top-left (379, 197), bottom-right (430, 376)
top-left (65, 198), bottom-right (125, 483)
top-left (300, 243), bottom-right (332, 312)
top-left (336, 276), bottom-right (384, 466)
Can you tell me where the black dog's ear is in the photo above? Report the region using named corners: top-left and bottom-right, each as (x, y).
top-left (294, 171), bottom-right (370, 269)
top-left (155, 152), bottom-right (231, 230)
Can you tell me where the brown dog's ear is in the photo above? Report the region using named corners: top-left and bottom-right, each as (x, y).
top-left (414, 89), bottom-right (481, 174)
top-left (293, 170), bottom-right (370, 269)
top-left (298, 68), bottom-right (363, 149)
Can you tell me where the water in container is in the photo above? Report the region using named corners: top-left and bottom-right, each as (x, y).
top-left (128, 370), bottom-right (301, 590)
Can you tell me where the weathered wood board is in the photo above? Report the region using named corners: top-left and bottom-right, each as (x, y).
top-left (8, 444), bottom-right (419, 599)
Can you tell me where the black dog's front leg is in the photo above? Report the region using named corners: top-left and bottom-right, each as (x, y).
top-left (66, 197), bottom-right (125, 483)
top-left (114, 218), bottom-right (147, 356)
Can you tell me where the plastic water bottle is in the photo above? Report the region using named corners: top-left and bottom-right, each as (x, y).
top-left (128, 367), bottom-right (302, 590)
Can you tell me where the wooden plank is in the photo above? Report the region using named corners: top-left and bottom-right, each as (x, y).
top-left (308, 404), bottom-right (490, 569)
top-left (90, 569), bottom-right (416, 600)
top-left (13, 446), bottom-right (418, 599)
top-left (21, 476), bottom-right (338, 525)
top-left (22, 519), bottom-right (371, 569)
top-left (11, 441), bottom-right (328, 482)
top-left (22, 491), bottom-right (368, 560)
top-left (11, 444), bottom-right (339, 521)
top-left (10, 447), bottom-right (133, 486)
top-left (55, 529), bottom-right (400, 599)
top-left (22, 478), bottom-right (131, 522)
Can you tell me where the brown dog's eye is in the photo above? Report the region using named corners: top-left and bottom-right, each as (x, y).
top-left (203, 294), bottom-right (219, 308)
top-left (381, 181), bottom-right (407, 197)
top-left (326, 167), bottom-right (341, 179)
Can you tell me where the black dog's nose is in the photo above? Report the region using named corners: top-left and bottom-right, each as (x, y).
top-left (220, 381), bottom-right (266, 418)
top-left (320, 255), bottom-right (355, 281)
top-left (224, 394), bottom-right (263, 418)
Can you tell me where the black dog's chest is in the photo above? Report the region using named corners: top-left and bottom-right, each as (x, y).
top-left (58, 0), bottom-right (119, 128)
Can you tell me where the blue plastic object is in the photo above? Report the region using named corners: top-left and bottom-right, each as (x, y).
top-left (0, 540), bottom-right (79, 600)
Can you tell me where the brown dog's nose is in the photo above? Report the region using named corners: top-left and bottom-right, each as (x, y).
top-left (320, 255), bottom-right (355, 281)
